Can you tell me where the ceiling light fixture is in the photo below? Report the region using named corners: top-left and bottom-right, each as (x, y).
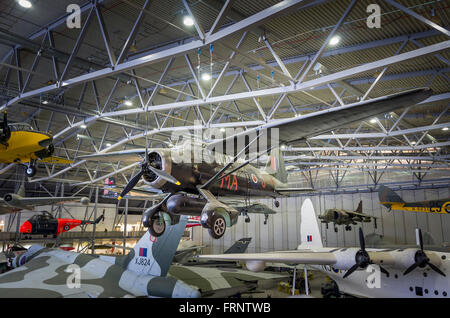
top-left (183, 16), bottom-right (194, 26)
top-left (18, 0), bottom-right (32, 8)
top-left (370, 118), bottom-right (377, 123)
top-left (124, 100), bottom-right (133, 106)
top-left (201, 73), bottom-right (211, 81)
top-left (442, 127), bottom-right (449, 131)
top-left (80, 124), bottom-right (87, 129)
top-left (329, 35), bottom-right (340, 46)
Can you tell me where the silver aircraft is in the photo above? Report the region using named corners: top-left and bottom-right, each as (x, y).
top-left (200, 199), bottom-right (449, 298)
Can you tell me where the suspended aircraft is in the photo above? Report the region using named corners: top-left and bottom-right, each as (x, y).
top-left (0, 184), bottom-right (90, 215)
top-left (20, 210), bottom-right (105, 238)
top-left (318, 200), bottom-right (378, 232)
top-left (79, 88), bottom-right (432, 240)
top-left (378, 185), bottom-right (450, 214)
top-left (0, 112), bottom-right (72, 177)
top-left (199, 199), bottom-right (449, 298)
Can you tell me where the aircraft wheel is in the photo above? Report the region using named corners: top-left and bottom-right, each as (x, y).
top-left (274, 200), bottom-right (280, 208)
top-left (208, 215), bottom-right (226, 239)
top-left (148, 216), bottom-right (166, 237)
top-left (334, 227), bottom-right (338, 233)
top-left (245, 216), bottom-right (251, 223)
top-left (25, 166), bottom-right (37, 177)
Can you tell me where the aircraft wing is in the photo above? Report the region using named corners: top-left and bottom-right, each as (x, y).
top-left (198, 251), bottom-right (337, 265)
top-left (275, 187), bottom-right (314, 195)
top-left (77, 149), bottom-right (146, 162)
top-left (0, 199), bottom-right (15, 215)
top-left (40, 156), bottom-right (74, 165)
top-left (0, 251), bottom-right (105, 297)
top-left (16, 196), bottom-right (89, 206)
top-left (348, 211), bottom-right (378, 218)
top-left (207, 88), bottom-right (431, 149)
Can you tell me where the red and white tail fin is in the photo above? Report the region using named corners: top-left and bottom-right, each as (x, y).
top-left (264, 147), bottom-right (287, 183)
top-left (297, 199), bottom-right (323, 250)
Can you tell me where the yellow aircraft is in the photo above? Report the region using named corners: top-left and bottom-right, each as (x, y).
top-left (0, 112), bottom-right (72, 177)
top-left (378, 185), bottom-right (450, 214)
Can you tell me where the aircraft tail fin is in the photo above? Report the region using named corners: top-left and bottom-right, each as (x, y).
top-left (264, 147), bottom-right (287, 183)
top-left (378, 185), bottom-right (405, 209)
top-left (298, 199), bottom-right (323, 250)
top-left (122, 216), bottom-right (188, 277)
top-left (224, 237), bottom-right (252, 254)
top-left (356, 200), bottom-right (363, 213)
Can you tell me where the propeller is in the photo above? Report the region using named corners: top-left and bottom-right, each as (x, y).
top-left (343, 228), bottom-right (390, 278)
top-left (403, 228), bottom-right (446, 277)
top-left (118, 156), bottom-right (180, 201)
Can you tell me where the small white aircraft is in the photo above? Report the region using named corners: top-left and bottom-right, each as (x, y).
top-left (199, 199), bottom-right (449, 298)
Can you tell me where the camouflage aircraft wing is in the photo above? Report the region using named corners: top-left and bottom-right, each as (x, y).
top-left (0, 250), bottom-right (108, 297)
top-left (207, 88), bottom-right (432, 150)
top-left (274, 187), bottom-right (314, 195)
top-left (347, 211), bottom-right (378, 218)
top-left (77, 149), bottom-right (146, 162)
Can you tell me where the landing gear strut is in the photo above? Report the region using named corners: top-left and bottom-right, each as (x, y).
top-left (25, 161), bottom-right (37, 177)
top-left (263, 214), bottom-right (268, 225)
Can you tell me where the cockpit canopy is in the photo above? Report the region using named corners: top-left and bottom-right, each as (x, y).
top-left (8, 123), bottom-right (34, 132)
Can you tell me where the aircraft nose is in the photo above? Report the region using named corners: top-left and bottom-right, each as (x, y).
top-left (20, 220), bottom-right (32, 233)
top-left (172, 280), bottom-right (201, 298)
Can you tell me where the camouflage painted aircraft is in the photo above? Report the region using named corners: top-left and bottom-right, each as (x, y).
top-left (79, 89), bottom-right (431, 240)
top-left (378, 185), bottom-right (450, 214)
top-left (0, 216), bottom-right (200, 298)
top-left (0, 112), bottom-right (72, 177)
top-left (0, 216), bottom-right (286, 298)
top-left (318, 200), bottom-right (378, 232)
top-left (0, 184), bottom-right (90, 215)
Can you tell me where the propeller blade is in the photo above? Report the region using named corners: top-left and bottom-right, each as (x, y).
top-left (379, 265), bottom-right (390, 277)
top-left (147, 165), bottom-right (181, 186)
top-left (343, 263), bottom-right (360, 279)
top-left (359, 227), bottom-right (365, 251)
top-left (118, 170), bottom-right (144, 201)
top-left (427, 262), bottom-right (446, 277)
top-left (416, 228), bottom-right (424, 251)
top-left (403, 262), bottom-right (419, 276)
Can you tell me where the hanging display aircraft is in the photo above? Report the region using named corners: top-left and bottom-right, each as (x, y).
top-left (20, 210), bottom-right (105, 238)
top-left (0, 112), bottom-right (72, 177)
top-left (0, 184), bottom-right (90, 215)
top-left (378, 185), bottom-right (450, 214)
top-left (199, 199), bottom-right (449, 298)
top-left (79, 88), bottom-right (432, 240)
top-left (318, 200), bottom-right (378, 232)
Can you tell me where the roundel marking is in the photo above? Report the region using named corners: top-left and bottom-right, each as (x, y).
top-left (64, 225), bottom-right (70, 231)
top-left (149, 235), bottom-right (157, 243)
top-left (20, 256), bottom-right (27, 266)
top-left (251, 174), bottom-right (258, 184)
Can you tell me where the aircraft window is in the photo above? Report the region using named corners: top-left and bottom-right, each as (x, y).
top-left (415, 287), bottom-right (423, 296)
top-left (8, 123), bottom-right (33, 132)
top-left (442, 255), bottom-right (446, 260)
top-left (443, 292), bottom-right (447, 297)
top-left (434, 290), bottom-right (439, 295)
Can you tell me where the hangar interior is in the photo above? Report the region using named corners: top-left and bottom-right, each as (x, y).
top-left (0, 0), bottom-right (449, 298)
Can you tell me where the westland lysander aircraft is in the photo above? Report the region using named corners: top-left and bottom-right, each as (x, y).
top-left (318, 200), bottom-right (378, 232)
top-left (0, 112), bottom-right (72, 177)
top-left (199, 199), bottom-right (449, 298)
top-left (378, 185), bottom-right (450, 214)
top-left (0, 184), bottom-right (90, 215)
top-left (79, 88), bottom-right (432, 240)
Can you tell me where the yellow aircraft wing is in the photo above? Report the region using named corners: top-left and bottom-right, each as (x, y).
top-left (40, 156), bottom-right (73, 165)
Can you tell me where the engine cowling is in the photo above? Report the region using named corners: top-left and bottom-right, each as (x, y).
top-left (246, 260), bottom-right (266, 272)
top-left (332, 248), bottom-right (360, 270)
top-left (142, 150), bottom-right (172, 189)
